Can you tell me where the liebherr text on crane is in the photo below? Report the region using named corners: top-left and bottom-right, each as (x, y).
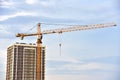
top-left (16, 22), bottom-right (117, 80)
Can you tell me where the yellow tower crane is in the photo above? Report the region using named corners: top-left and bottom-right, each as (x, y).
top-left (16, 22), bottom-right (116, 80)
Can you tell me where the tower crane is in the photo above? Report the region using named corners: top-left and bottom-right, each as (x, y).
top-left (16, 22), bottom-right (116, 80)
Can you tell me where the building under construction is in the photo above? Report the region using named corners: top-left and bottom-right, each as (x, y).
top-left (6, 43), bottom-right (45, 80)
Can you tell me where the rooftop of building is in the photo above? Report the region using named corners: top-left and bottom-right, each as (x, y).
top-left (8, 42), bottom-right (46, 48)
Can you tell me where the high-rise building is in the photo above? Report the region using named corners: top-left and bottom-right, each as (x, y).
top-left (6, 43), bottom-right (45, 80)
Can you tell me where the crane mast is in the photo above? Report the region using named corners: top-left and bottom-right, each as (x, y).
top-left (36, 23), bottom-right (43, 80)
top-left (16, 22), bottom-right (116, 80)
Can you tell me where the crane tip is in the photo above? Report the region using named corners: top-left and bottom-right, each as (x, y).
top-left (16, 33), bottom-right (20, 37)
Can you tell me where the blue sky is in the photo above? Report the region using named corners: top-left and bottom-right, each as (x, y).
top-left (0, 0), bottom-right (120, 80)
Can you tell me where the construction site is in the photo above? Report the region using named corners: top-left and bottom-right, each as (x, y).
top-left (6, 22), bottom-right (117, 80)
top-left (1, 0), bottom-right (119, 80)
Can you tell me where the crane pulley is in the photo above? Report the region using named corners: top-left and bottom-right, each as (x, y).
top-left (16, 22), bottom-right (117, 80)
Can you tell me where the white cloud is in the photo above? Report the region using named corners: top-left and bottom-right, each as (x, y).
top-left (25, 0), bottom-right (55, 7)
top-left (0, 49), bottom-right (7, 80)
top-left (39, 0), bottom-right (55, 7)
top-left (63, 62), bottom-right (118, 71)
top-left (46, 62), bottom-right (119, 80)
top-left (47, 61), bottom-right (119, 72)
top-left (0, 1), bottom-right (15, 8)
top-left (47, 56), bottom-right (82, 63)
top-left (25, 0), bottom-right (38, 4)
top-left (0, 50), bottom-right (7, 64)
top-left (45, 74), bottom-right (115, 80)
top-left (0, 11), bottom-right (37, 21)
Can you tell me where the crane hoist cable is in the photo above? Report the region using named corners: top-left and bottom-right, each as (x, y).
top-left (25, 25), bottom-right (37, 34)
top-left (58, 32), bottom-right (62, 56)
